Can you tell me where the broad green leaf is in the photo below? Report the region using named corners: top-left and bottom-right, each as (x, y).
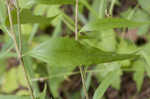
top-left (6, 9), bottom-right (57, 25)
top-left (80, 18), bottom-right (148, 32)
top-left (33, 0), bottom-right (75, 5)
top-left (0, 95), bottom-right (30, 99)
top-left (93, 68), bottom-right (120, 99)
top-left (29, 37), bottom-right (138, 67)
top-left (132, 59), bottom-right (145, 92)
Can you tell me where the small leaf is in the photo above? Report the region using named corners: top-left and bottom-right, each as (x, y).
top-left (80, 18), bottom-right (148, 32)
top-left (33, 0), bottom-right (75, 5)
top-left (6, 9), bottom-right (57, 25)
top-left (93, 68), bottom-right (120, 99)
top-left (29, 37), bottom-right (138, 67)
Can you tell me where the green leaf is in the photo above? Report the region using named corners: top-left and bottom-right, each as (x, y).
top-left (80, 30), bottom-right (116, 52)
top-left (117, 39), bottom-right (137, 67)
top-left (141, 43), bottom-right (150, 77)
top-left (0, 95), bottom-right (30, 99)
top-left (47, 65), bottom-right (75, 98)
top-left (19, 0), bottom-right (34, 9)
top-left (80, 18), bottom-right (148, 32)
top-left (132, 59), bottom-right (145, 92)
top-left (33, 0), bottom-right (75, 5)
top-left (36, 84), bottom-right (47, 99)
top-left (121, 8), bottom-right (150, 35)
top-left (1, 66), bottom-right (28, 94)
top-left (138, 0), bottom-right (150, 14)
top-left (80, 29), bottom-right (117, 52)
top-left (22, 41), bottom-right (40, 96)
top-left (6, 9), bottom-right (57, 25)
top-left (95, 62), bottom-right (122, 90)
top-left (131, 9), bottom-right (150, 35)
top-left (0, 39), bottom-right (15, 59)
top-left (93, 68), bottom-right (120, 99)
top-left (29, 37), bottom-right (138, 67)
top-left (0, 0), bottom-right (6, 25)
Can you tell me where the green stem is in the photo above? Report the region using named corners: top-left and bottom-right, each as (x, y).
top-left (6, 1), bottom-right (35, 99)
top-left (15, 0), bottom-right (22, 52)
top-left (75, 0), bottom-right (89, 99)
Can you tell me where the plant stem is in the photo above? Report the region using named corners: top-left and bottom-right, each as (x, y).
top-left (79, 67), bottom-right (89, 99)
top-left (75, 0), bottom-right (89, 99)
top-left (14, 0), bottom-right (22, 51)
top-left (6, 1), bottom-right (35, 99)
top-left (75, 0), bottom-right (79, 41)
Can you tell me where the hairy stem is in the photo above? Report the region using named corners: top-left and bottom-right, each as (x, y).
top-left (75, 0), bottom-right (89, 99)
top-left (6, 1), bottom-right (35, 99)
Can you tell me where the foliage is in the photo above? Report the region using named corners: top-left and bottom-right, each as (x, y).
top-left (0, 0), bottom-right (150, 99)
